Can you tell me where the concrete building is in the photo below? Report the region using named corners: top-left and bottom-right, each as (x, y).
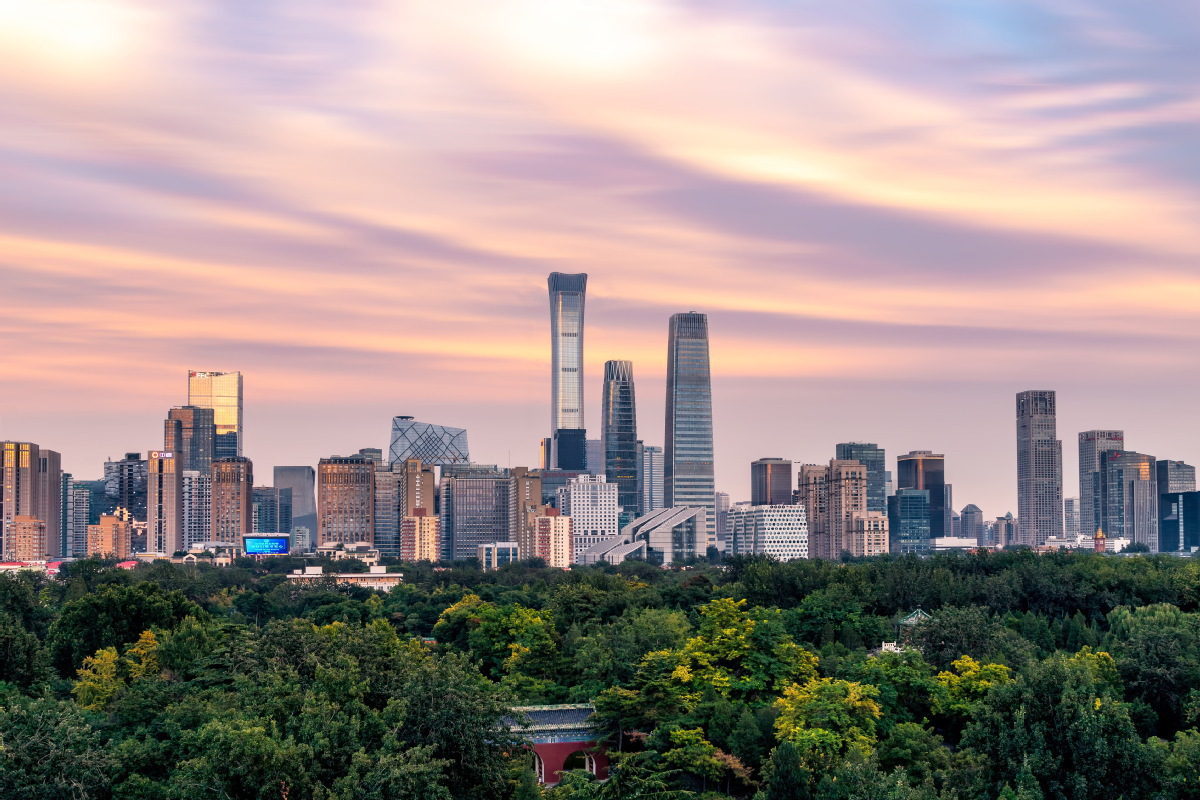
top-left (181, 470), bottom-right (211, 550)
top-left (147, 450), bottom-right (183, 554)
top-left (400, 508), bottom-right (440, 562)
top-left (104, 452), bottom-right (148, 522)
top-left (288, 564), bottom-right (402, 591)
top-left (211, 457), bottom-right (253, 544)
top-left (728, 503), bottom-right (808, 560)
top-left (2, 441), bottom-right (62, 559)
top-left (665, 311), bottom-right (716, 548)
top-left (87, 514), bottom-right (133, 559)
top-left (750, 458), bottom-right (793, 506)
top-left (317, 455), bottom-right (374, 546)
top-left (799, 459), bottom-right (885, 559)
top-left (1079, 430), bottom-right (1124, 537)
top-left (589, 506), bottom-right (706, 567)
top-left (853, 512), bottom-right (890, 557)
top-left (960, 503), bottom-right (986, 545)
top-left (1016, 390), bottom-right (1063, 545)
top-left (67, 480), bottom-right (91, 558)
top-left (8, 516), bottom-right (47, 561)
top-left (187, 370), bottom-right (243, 458)
top-left (520, 507), bottom-right (574, 569)
top-left (991, 513), bottom-right (1019, 548)
top-left (557, 474), bottom-right (618, 562)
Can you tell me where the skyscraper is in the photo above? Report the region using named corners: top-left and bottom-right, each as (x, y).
top-left (896, 451), bottom-right (947, 541)
top-left (601, 360), bottom-right (638, 524)
top-left (960, 503), bottom-right (986, 545)
top-left (835, 443), bottom-right (887, 514)
top-left (1100, 451), bottom-right (1158, 551)
top-left (317, 456), bottom-right (375, 546)
top-left (104, 452), bottom-right (148, 522)
top-left (888, 489), bottom-right (931, 554)
top-left (1064, 498), bottom-right (1081, 539)
top-left (1016, 390), bottom-right (1063, 546)
top-left (799, 459), bottom-right (886, 559)
top-left (181, 470), bottom-right (210, 550)
top-left (211, 457), bottom-right (252, 544)
top-left (3, 442), bottom-right (65, 559)
top-left (165, 406), bottom-right (216, 474)
top-left (557, 474), bottom-right (619, 562)
top-left (548, 272), bottom-right (588, 470)
top-left (665, 312), bottom-right (715, 547)
top-left (147, 450), bottom-right (182, 554)
top-left (274, 465), bottom-right (316, 542)
top-left (440, 465), bottom-right (514, 561)
top-left (252, 486), bottom-right (292, 534)
top-left (1079, 430), bottom-right (1123, 537)
top-left (188, 371), bottom-right (243, 458)
top-left (750, 458), bottom-right (793, 506)
top-left (388, 417), bottom-right (470, 466)
top-left (1157, 461), bottom-right (1197, 495)
top-left (638, 444), bottom-right (665, 515)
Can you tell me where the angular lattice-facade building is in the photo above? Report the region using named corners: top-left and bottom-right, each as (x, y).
top-left (388, 416), bottom-right (470, 467)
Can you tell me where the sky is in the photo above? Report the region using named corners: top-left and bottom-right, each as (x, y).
top-left (3, 0), bottom-right (1200, 519)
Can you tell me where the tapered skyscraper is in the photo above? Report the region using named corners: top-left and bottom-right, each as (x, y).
top-left (1016, 390), bottom-right (1063, 546)
top-left (602, 360), bottom-right (639, 525)
top-left (188, 371), bottom-right (243, 458)
top-left (548, 273), bottom-right (587, 469)
top-left (665, 312), bottom-right (715, 546)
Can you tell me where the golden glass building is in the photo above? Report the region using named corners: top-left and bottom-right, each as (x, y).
top-left (188, 371), bottom-right (243, 458)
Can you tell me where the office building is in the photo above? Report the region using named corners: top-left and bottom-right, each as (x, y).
top-left (188, 370), bottom-right (243, 458)
top-left (665, 312), bottom-right (715, 546)
top-left (388, 416), bottom-right (470, 466)
top-left (67, 479), bottom-right (91, 557)
top-left (373, 458), bottom-right (437, 558)
top-left (800, 459), bottom-right (886, 558)
top-left (147, 450), bottom-right (183, 554)
top-left (165, 406), bottom-right (216, 474)
top-left (317, 456), bottom-right (375, 546)
top-left (1100, 451), bottom-right (1158, 551)
top-left (896, 451), bottom-right (948, 541)
top-left (441, 464), bottom-right (514, 561)
top-left (1079, 430), bottom-right (1124, 537)
top-left (252, 486), bottom-right (293, 534)
top-left (888, 489), bottom-right (932, 555)
top-left (181, 470), bottom-right (211, 550)
top-left (960, 503), bottom-right (986, 545)
top-left (557, 474), bottom-right (618, 562)
top-left (638, 444), bottom-right (665, 515)
top-left (1157, 461), bottom-right (1196, 495)
top-left (751, 458), bottom-right (793, 506)
top-left (104, 452), bottom-right (148, 522)
top-left (400, 508), bottom-right (440, 562)
top-left (211, 457), bottom-right (253, 544)
top-left (601, 360), bottom-right (639, 525)
top-left (728, 503), bottom-right (808, 560)
top-left (1159, 491), bottom-right (1200, 553)
top-left (1, 441), bottom-right (63, 559)
top-left (548, 272), bottom-right (588, 469)
top-left (835, 443), bottom-right (887, 514)
top-left (715, 491), bottom-right (731, 546)
top-left (478, 541), bottom-right (520, 571)
top-left (274, 466), bottom-right (316, 541)
top-left (990, 513), bottom-right (1018, 548)
top-left (87, 514), bottom-right (132, 560)
top-left (1064, 498), bottom-right (1081, 540)
top-left (586, 439), bottom-right (603, 476)
top-left (1016, 390), bottom-right (1063, 545)
top-left (624, 506), bottom-right (704, 566)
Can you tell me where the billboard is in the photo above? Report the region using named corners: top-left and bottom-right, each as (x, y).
top-left (243, 536), bottom-right (290, 555)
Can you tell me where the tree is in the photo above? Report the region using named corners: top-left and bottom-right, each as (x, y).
top-left (0, 696), bottom-right (114, 799)
top-left (0, 612), bottom-right (48, 689)
top-left (774, 678), bottom-right (882, 772)
top-left (72, 647), bottom-right (124, 711)
top-left (852, 649), bottom-right (943, 732)
top-left (907, 606), bottom-right (1033, 671)
top-left (875, 723), bottom-right (950, 786)
top-left (757, 741), bottom-right (812, 800)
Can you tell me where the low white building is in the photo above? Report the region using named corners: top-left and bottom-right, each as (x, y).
top-left (729, 504), bottom-right (809, 560)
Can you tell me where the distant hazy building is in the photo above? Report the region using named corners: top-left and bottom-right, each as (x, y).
top-left (602, 360), bottom-right (639, 524)
top-left (729, 504), bottom-right (808, 560)
top-left (388, 416), bottom-right (470, 467)
top-left (1157, 461), bottom-right (1196, 495)
top-left (991, 513), bottom-right (1018, 548)
top-left (715, 492), bottom-right (731, 547)
top-left (1064, 498), bottom-right (1081, 540)
top-left (751, 458), bottom-right (794, 506)
top-left (87, 514), bottom-right (132, 560)
top-left (800, 459), bottom-right (886, 558)
top-left (67, 480), bottom-right (91, 558)
top-left (274, 466), bottom-right (316, 542)
top-left (1100, 451), bottom-right (1158, 552)
top-left (835, 443), bottom-right (886, 514)
top-left (888, 489), bottom-right (931, 555)
top-left (960, 503), bottom-right (986, 545)
top-left (400, 508), bottom-right (440, 562)
top-left (478, 541), bottom-right (520, 571)
top-left (557, 474), bottom-right (618, 562)
top-left (665, 312), bottom-right (715, 547)
top-left (147, 450), bottom-right (183, 554)
top-left (1016, 390), bottom-right (1063, 545)
top-left (165, 406), bottom-right (216, 474)
top-left (317, 456), bottom-right (375, 546)
top-left (1159, 491), bottom-right (1200, 553)
top-left (188, 370), bottom-right (243, 458)
top-left (1079, 430), bottom-right (1124, 536)
top-left (211, 457), bottom-right (253, 544)
top-left (896, 451), bottom-right (947, 542)
top-left (548, 272), bottom-right (588, 470)
top-left (638, 444), bottom-right (665, 515)
top-left (252, 486), bottom-right (293, 534)
top-left (104, 452), bottom-right (148, 523)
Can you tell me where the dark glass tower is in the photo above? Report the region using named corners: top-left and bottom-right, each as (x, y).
top-left (835, 443), bottom-right (886, 513)
top-left (750, 458), bottom-right (793, 505)
top-left (602, 360), bottom-right (639, 526)
top-left (548, 272), bottom-right (587, 469)
top-left (1016, 390), bottom-right (1063, 546)
top-left (165, 406), bottom-right (216, 474)
top-left (888, 488), bottom-right (931, 554)
top-left (896, 451), bottom-right (946, 541)
top-left (665, 312), bottom-right (715, 545)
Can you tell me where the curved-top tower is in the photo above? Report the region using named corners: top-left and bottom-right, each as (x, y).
top-left (548, 273), bottom-right (587, 469)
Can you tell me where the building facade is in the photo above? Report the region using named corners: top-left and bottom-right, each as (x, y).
top-left (187, 370), bottom-right (243, 458)
top-left (728, 504), bottom-right (809, 560)
top-left (165, 406), bottom-right (216, 474)
top-left (664, 312), bottom-right (715, 547)
top-left (548, 272), bottom-right (588, 470)
top-left (211, 457), bottom-right (253, 544)
top-left (317, 456), bottom-right (375, 546)
top-left (888, 489), bottom-right (932, 555)
top-left (835, 443), bottom-right (887, 514)
top-left (274, 465), bottom-right (316, 542)
top-left (400, 508), bottom-right (440, 562)
top-left (1016, 390), bottom-right (1063, 545)
top-left (1063, 498), bottom-right (1081, 540)
top-left (800, 459), bottom-right (885, 559)
top-left (960, 503), bottom-right (986, 545)
top-left (1100, 450), bottom-right (1158, 551)
top-left (388, 417), bottom-right (470, 467)
top-left (601, 360), bottom-right (639, 525)
top-left (147, 450), bottom-right (183, 554)
top-left (1079, 430), bottom-right (1124, 537)
top-left (557, 474), bottom-right (618, 562)
top-left (750, 458), bottom-right (794, 506)
top-left (638, 444), bottom-right (665, 515)
top-left (441, 465), bottom-right (514, 561)
top-left (181, 470), bottom-right (211, 550)
top-left (87, 514), bottom-right (133, 559)
top-left (1, 441), bottom-right (63, 559)
top-left (896, 451), bottom-right (947, 542)
top-left (104, 452), bottom-right (147, 523)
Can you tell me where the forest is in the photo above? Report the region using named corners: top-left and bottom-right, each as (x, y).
top-left (3, 549), bottom-right (1200, 800)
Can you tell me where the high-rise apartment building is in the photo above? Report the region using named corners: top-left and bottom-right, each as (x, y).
top-left (165, 406), bottom-right (216, 474)
top-left (835, 443), bottom-right (887, 514)
top-left (181, 470), bottom-right (211, 550)
top-left (87, 514), bottom-right (132, 560)
top-left (601, 360), bottom-right (639, 525)
top-left (68, 480), bottom-right (91, 557)
top-left (400, 508), bottom-right (440, 562)
top-left (888, 489), bottom-right (931, 554)
top-left (548, 272), bottom-right (588, 470)
top-left (373, 458), bottom-right (437, 558)
top-left (896, 451), bottom-right (947, 541)
top-left (1078, 430), bottom-right (1124, 537)
top-left (388, 417), bottom-right (470, 466)
top-left (1, 441), bottom-right (63, 559)
top-left (519, 507), bottom-right (574, 569)
top-left (557, 474), bottom-right (619, 562)
top-left (800, 459), bottom-right (886, 558)
top-left (147, 450), bottom-right (183, 554)
top-left (9, 516), bottom-right (47, 561)
top-left (638, 444), bottom-right (665, 515)
top-left (990, 513), bottom-right (1018, 548)
top-left (1016, 390), bottom-right (1063, 546)
top-left (715, 491), bottom-right (731, 546)
top-left (728, 503), bottom-right (808, 560)
top-left (188, 370), bottom-right (243, 458)
top-left (1100, 451), bottom-right (1158, 551)
top-left (751, 458), bottom-right (794, 506)
top-left (316, 456), bottom-right (374, 546)
top-left (274, 466), bottom-right (316, 541)
top-left (211, 457), bottom-right (253, 544)
top-left (665, 312), bottom-right (715, 547)
top-left (104, 452), bottom-right (148, 522)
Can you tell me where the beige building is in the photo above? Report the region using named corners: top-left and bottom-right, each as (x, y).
top-left (519, 506), bottom-right (573, 569)
top-left (374, 458), bottom-right (437, 558)
top-left (211, 457), bottom-right (253, 543)
top-left (851, 512), bottom-right (890, 557)
top-left (400, 508), bottom-right (440, 562)
top-left (318, 456), bottom-right (375, 546)
top-left (800, 459), bottom-right (888, 559)
top-left (147, 450), bottom-right (183, 554)
top-left (88, 514), bottom-right (133, 559)
top-left (2, 441), bottom-right (63, 559)
top-left (8, 516), bottom-right (47, 561)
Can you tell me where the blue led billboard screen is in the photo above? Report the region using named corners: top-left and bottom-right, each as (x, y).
top-left (244, 536), bottom-right (290, 555)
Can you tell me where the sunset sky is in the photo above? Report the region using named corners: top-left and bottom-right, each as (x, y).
top-left (4, 0), bottom-right (1200, 517)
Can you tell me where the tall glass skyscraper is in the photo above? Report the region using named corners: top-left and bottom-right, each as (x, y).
top-left (1079, 430), bottom-right (1123, 538)
top-left (602, 360), bottom-right (638, 525)
top-left (165, 406), bottom-right (216, 474)
top-left (188, 371), bottom-right (243, 458)
top-left (896, 451), bottom-right (946, 541)
top-left (750, 458), bottom-right (793, 506)
top-left (1016, 390), bottom-right (1063, 546)
top-left (548, 273), bottom-right (587, 469)
top-left (665, 312), bottom-right (715, 546)
top-left (835, 443), bottom-right (886, 513)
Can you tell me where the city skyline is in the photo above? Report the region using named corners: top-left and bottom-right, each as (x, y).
top-left (6, 3), bottom-right (1200, 518)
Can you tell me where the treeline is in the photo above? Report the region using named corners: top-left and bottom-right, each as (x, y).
top-left (1, 550), bottom-right (1200, 799)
